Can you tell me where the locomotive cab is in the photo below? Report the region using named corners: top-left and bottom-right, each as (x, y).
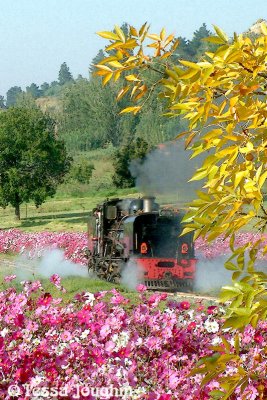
top-left (122, 211), bottom-right (196, 290)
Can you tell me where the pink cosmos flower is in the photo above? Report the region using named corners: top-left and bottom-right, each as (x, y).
top-left (37, 293), bottom-right (53, 306)
top-left (50, 274), bottom-right (61, 288)
top-left (136, 283), bottom-right (147, 293)
top-left (179, 301), bottom-right (191, 310)
top-left (110, 294), bottom-right (129, 305)
top-left (3, 274), bottom-right (16, 283)
top-left (254, 332), bottom-right (264, 344)
top-left (207, 305), bottom-right (217, 315)
top-left (60, 330), bottom-right (72, 342)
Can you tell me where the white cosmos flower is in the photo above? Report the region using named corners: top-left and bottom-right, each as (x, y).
top-left (84, 292), bottom-right (95, 306)
top-left (204, 319), bottom-right (219, 333)
top-left (0, 328), bottom-right (9, 337)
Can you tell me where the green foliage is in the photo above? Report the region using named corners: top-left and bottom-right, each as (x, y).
top-left (172, 24), bottom-right (214, 62)
top-left (58, 62), bottom-right (74, 85)
top-left (40, 82), bottom-right (50, 94)
top-left (15, 92), bottom-right (38, 109)
top-left (112, 137), bottom-right (151, 188)
top-left (26, 83), bottom-right (42, 98)
top-left (60, 77), bottom-right (137, 151)
top-left (6, 86), bottom-right (22, 107)
top-left (67, 159), bottom-right (95, 184)
top-left (0, 95), bottom-right (5, 109)
top-left (0, 107), bottom-right (72, 219)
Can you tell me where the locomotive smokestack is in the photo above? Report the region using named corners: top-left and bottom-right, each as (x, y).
top-left (143, 196), bottom-right (155, 213)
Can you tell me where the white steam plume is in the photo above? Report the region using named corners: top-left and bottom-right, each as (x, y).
top-left (194, 255), bottom-right (232, 295)
top-left (15, 249), bottom-right (90, 280)
top-left (130, 141), bottom-right (205, 205)
top-left (120, 259), bottom-right (144, 290)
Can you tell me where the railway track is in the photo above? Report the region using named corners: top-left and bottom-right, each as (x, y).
top-left (173, 290), bottom-right (218, 302)
top-left (1, 256), bottom-right (219, 303)
top-left (1, 257), bottom-right (36, 274)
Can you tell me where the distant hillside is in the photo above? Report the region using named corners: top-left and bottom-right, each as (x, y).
top-left (246, 18), bottom-right (267, 35)
top-left (36, 96), bottom-right (62, 114)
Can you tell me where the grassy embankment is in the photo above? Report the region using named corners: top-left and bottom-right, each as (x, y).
top-left (0, 147), bottom-right (141, 232)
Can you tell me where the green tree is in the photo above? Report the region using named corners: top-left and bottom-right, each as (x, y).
top-left (60, 77), bottom-right (137, 151)
top-left (6, 86), bottom-right (22, 107)
top-left (0, 107), bottom-right (71, 219)
top-left (189, 23), bottom-right (213, 59)
top-left (58, 62), bottom-right (73, 85)
top-left (26, 83), bottom-right (42, 98)
top-left (15, 92), bottom-right (38, 109)
top-left (89, 49), bottom-right (105, 74)
top-left (68, 159), bottom-right (95, 184)
top-left (112, 137), bottom-right (151, 188)
top-left (40, 82), bottom-right (50, 94)
top-left (95, 22), bottom-right (267, 397)
top-left (0, 95), bottom-right (5, 109)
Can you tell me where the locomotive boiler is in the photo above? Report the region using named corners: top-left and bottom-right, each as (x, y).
top-left (87, 196), bottom-right (196, 291)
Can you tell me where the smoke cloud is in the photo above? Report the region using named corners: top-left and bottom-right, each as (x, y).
top-left (120, 259), bottom-right (144, 290)
top-left (194, 255), bottom-right (232, 295)
top-left (15, 249), bottom-right (89, 280)
top-left (130, 141), bottom-right (204, 205)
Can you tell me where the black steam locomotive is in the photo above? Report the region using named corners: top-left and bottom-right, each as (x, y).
top-left (87, 196), bottom-right (196, 291)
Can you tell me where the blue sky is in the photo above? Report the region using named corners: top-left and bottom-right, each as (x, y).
top-left (0, 0), bottom-right (266, 95)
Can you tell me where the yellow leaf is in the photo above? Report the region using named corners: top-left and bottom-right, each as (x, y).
top-left (203, 129), bottom-right (222, 141)
top-left (176, 130), bottom-right (189, 139)
top-left (179, 60), bottom-right (200, 70)
top-left (102, 72), bottom-right (113, 85)
top-left (115, 25), bottom-right (125, 42)
top-left (160, 27), bottom-right (166, 40)
top-left (147, 33), bottom-right (161, 41)
top-left (95, 69), bottom-right (110, 77)
top-left (181, 227), bottom-right (196, 236)
top-left (122, 39), bottom-right (138, 49)
top-left (213, 25), bottom-right (229, 42)
top-left (180, 69), bottom-right (200, 80)
top-left (166, 69), bottom-right (180, 82)
top-left (189, 168), bottom-right (208, 181)
top-left (259, 170), bottom-right (267, 188)
top-left (113, 70), bottom-right (121, 82)
top-left (108, 60), bottom-right (124, 68)
top-left (120, 106), bottom-right (141, 115)
top-left (97, 56), bottom-right (117, 65)
top-left (164, 34), bottom-right (174, 47)
top-left (125, 74), bottom-right (140, 82)
top-left (95, 64), bottom-right (112, 72)
top-left (139, 22), bottom-right (148, 37)
top-left (201, 66), bottom-right (214, 83)
top-left (185, 131), bottom-right (197, 149)
top-left (160, 51), bottom-right (172, 60)
top-left (203, 36), bottom-right (226, 44)
top-left (117, 86), bottom-right (130, 101)
top-left (130, 25), bottom-right (138, 36)
top-left (261, 21), bottom-right (267, 35)
top-left (134, 86), bottom-right (147, 101)
top-left (97, 31), bottom-right (119, 41)
top-left (234, 171), bottom-right (247, 189)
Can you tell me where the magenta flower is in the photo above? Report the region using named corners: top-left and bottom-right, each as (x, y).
top-left (179, 301), bottom-right (191, 310)
top-left (3, 274), bottom-right (16, 283)
top-left (136, 283), bottom-right (147, 293)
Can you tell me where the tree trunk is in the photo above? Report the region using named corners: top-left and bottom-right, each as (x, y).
top-left (15, 203), bottom-right (20, 220)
